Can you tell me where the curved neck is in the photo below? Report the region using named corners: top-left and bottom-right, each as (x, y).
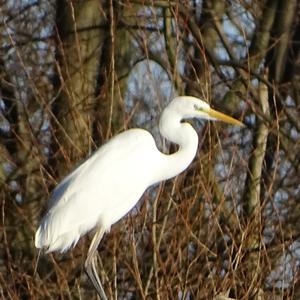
top-left (157, 109), bottom-right (199, 182)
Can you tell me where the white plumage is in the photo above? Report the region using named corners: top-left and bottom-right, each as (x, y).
top-left (35, 96), bottom-right (243, 299)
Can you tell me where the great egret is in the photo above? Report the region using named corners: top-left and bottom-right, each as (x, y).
top-left (35, 96), bottom-right (243, 299)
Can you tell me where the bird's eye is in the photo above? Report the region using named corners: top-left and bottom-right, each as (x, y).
top-left (194, 104), bottom-right (204, 111)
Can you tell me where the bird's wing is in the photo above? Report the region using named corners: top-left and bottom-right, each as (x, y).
top-left (36, 129), bottom-right (158, 252)
top-left (47, 128), bottom-right (156, 209)
top-left (47, 151), bottom-right (100, 209)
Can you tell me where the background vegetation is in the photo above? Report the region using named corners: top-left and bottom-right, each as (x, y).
top-left (0, 0), bottom-right (299, 299)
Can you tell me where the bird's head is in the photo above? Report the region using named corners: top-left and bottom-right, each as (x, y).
top-left (170, 96), bottom-right (244, 126)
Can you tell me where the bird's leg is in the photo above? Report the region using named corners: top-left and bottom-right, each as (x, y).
top-left (85, 227), bottom-right (108, 300)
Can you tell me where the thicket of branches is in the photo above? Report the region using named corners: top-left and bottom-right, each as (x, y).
top-left (1, 0), bottom-right (299, 299)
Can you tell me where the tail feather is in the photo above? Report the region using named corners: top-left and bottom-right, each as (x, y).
top-left (34, 212), bottom-right (97, 253)
top-left (34, 227), bottom-right (42, 248)
top-left (35, 222), bottom-right (80, 253)
top-left (35, 205), bottom-right (101, 253)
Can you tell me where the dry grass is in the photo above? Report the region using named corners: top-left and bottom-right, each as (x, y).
top-left (1, 1), bottom-right (300, 299)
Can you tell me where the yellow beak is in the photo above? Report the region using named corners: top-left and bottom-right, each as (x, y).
top-left (208, 108), bottom-right (245, 127)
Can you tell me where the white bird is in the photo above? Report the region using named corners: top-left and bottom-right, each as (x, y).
top-left (35, 96), bottom-right (244, 299)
